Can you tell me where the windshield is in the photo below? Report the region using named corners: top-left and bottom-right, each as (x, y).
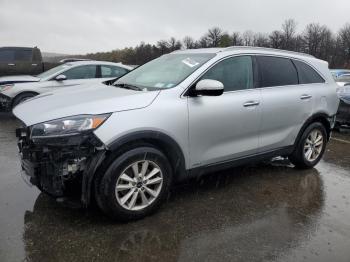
top-left (37, 64), bottom-right (71, 80)
top-left (114, 53), bottom-right (216, 90)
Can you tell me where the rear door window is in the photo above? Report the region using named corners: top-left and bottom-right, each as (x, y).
top-left (293, 60), bottom-right (325, 84)
top-left (64, 65), bottom-right (98, 80)
top-left (257, 56), bottom-right (298, 87)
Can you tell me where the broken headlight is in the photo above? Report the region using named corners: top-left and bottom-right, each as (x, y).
top-left (30, 114), bottom-right (110, 138)
top-left (0, 84), bottom-right (14, 92)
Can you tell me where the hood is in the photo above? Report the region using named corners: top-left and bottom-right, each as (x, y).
top-left (13, 83), bottom-right (160, 126)
top-left (0, 75), bottom-right (40, 85)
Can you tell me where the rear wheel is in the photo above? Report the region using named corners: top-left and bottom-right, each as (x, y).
top-left (289, 122), bottom-right (327, 169)
top-left (95, 147), bottom-right (172, 221)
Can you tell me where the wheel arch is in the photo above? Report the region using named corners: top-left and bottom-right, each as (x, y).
top-left (106, 130), bottom-right (188, 181)
top-left (295, 112), bottom-right (332, 147)
top-left (84, 131), bottom-right (188, 206)
top-left (12, 91), bottom-right (39, 107)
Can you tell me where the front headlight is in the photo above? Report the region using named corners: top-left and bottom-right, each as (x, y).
top-left (0, 84), bottom-right (14, 92)
top-left (31, 114), bottom-right (111, 138)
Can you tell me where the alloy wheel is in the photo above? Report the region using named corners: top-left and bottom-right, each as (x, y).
top-left (115, 160), bottom-right (163, 211)
top-left (303, 129), bottom-right (324, 162)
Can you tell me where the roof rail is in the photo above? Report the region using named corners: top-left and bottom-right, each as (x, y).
top-left (223, 46), bottom-right (315, 58)
top-left (59, 58), bottom-right (92, 63)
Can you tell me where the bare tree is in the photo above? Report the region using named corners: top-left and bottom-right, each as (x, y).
top-left (242, 30), bottom-right (254, 46)
top-left (183, 36), bottom-right (195, 49)
top-left (157, 40), bottom-right (170, 54)
top-left (282, 19), bottom-right (297, 50)
top-left (197, 36), bottom-right (209, 48)
top-left (231, 32), bottom-right (243, 46)
top-left (269, 30), bottom-right (284, 49)
top-left (168, 37), bottom-right (182, 51)
top-left (338, 24), bottom-right (350, 63)
top-left (206, 27), bottom-right (223, 47)
top-left (253, 33), bottom-right (269, 47)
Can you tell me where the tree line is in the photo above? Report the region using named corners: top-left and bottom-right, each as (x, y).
top-left (78, 19), bottom-right (350, 68)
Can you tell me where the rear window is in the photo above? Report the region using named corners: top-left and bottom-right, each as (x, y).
top-left (257, 56), bottom-right (298, 87)
top-left (293, 60), bottom-right (325, 84)
top-left (101, 65), bottom-right (129, 78)
top-left (0, 49), bottom-right (33, 62)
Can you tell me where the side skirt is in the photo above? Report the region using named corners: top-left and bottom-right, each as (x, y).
top-left (188, 146), bottom-right (294, 178)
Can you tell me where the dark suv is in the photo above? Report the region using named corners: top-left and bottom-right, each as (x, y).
top-left (0, 47), bottom-right (43, 76)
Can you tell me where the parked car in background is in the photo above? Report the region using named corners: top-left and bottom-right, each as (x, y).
top-left (13, 47), bottom-right (339, 221)
top-left (0, 46), bottom-right (59, 77)
top-left (336, 85), bottom-right (350, 127)
top-left (0, 60), bottom-right (132, 111)
top-left (330, 69), bottom-right (350, 79)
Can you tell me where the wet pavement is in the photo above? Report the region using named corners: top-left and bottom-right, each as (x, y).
top-left (0, 113), bottom-right (350, 262)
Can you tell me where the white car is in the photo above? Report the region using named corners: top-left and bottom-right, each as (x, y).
top-left (0, 61), bottom-right (132, 111)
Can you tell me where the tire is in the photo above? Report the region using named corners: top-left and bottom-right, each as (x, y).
top-left (289, 122), bottom-right (327, 169)
top-left (12, 93), bottom-right (36, 108)
top-left (95, 146), bottom-right (172, 221)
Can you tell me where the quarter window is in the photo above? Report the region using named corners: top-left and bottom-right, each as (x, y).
top-left (101, 65), bottom-right (129, 78)
top-left (257, 56), bottom-right (298, 87)
top-left (293, 60), bottom-right (325, 84)
top-left (200, 56), bottom-right (253, 92)
top-left (64, 65), bottom-right (97, 80)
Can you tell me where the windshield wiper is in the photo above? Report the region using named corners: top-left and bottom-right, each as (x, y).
top-left (114, 83), bottom-right (144, 91)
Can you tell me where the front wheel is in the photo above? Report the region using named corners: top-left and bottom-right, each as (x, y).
top-left (95, 147), bottom-right (172, 221)
top-left (12, 93), bottom-right (36, 108)
top-left (289, 122), bottom-right (327, 169)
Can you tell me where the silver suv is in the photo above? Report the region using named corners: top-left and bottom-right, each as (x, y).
top-left (13, 47), bottom-right (339, 221)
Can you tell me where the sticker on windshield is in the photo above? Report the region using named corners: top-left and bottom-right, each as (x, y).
top-left (154, 83), bottom-right (165, 88)
top-left (182, 58), bottom-right (200, 68)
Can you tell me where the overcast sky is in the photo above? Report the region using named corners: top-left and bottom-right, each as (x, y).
top-left (1, 0), bottom-right (350, 54)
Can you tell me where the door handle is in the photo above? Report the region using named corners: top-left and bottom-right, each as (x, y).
top-left (300, 94), bottom-right (312, 100)
top-left (31, 63), bottom-right (38, 66)
top-left (7, 63), bottom-right (15, 66)
top-left (243, 101), bottom-right (260, 107)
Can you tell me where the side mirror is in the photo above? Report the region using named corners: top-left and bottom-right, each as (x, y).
top-left (55, 74), bottom-right (67, 81)
top-left (193, 79), bottom-right (224, 96)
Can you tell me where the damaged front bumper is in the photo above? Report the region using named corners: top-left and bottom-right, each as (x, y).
top-left (0, 93), bottom-right (12, 112)
top-left (16, 127), bottom-right (106, 206)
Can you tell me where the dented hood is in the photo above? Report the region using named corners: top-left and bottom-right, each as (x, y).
top-left (13, 83), bottom-right (160, 126)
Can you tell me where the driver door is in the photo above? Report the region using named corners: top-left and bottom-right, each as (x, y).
top-left (187, 56), bottom-right (262, 168)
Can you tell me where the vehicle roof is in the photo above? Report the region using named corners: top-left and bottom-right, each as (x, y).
top-left (0, 46), bottom-right (38, 50)
top-left (173, 46), bottom-right (321, 62)
top-left (330, 69), bottom-right (350, 72)
top-left (66, 60), bottom-right (133, 69)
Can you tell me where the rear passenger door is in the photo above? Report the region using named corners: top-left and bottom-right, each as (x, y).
top-left (256, 56), bottom-right (313, 153)
top-left (188, 56), bottom-right (262, 167)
